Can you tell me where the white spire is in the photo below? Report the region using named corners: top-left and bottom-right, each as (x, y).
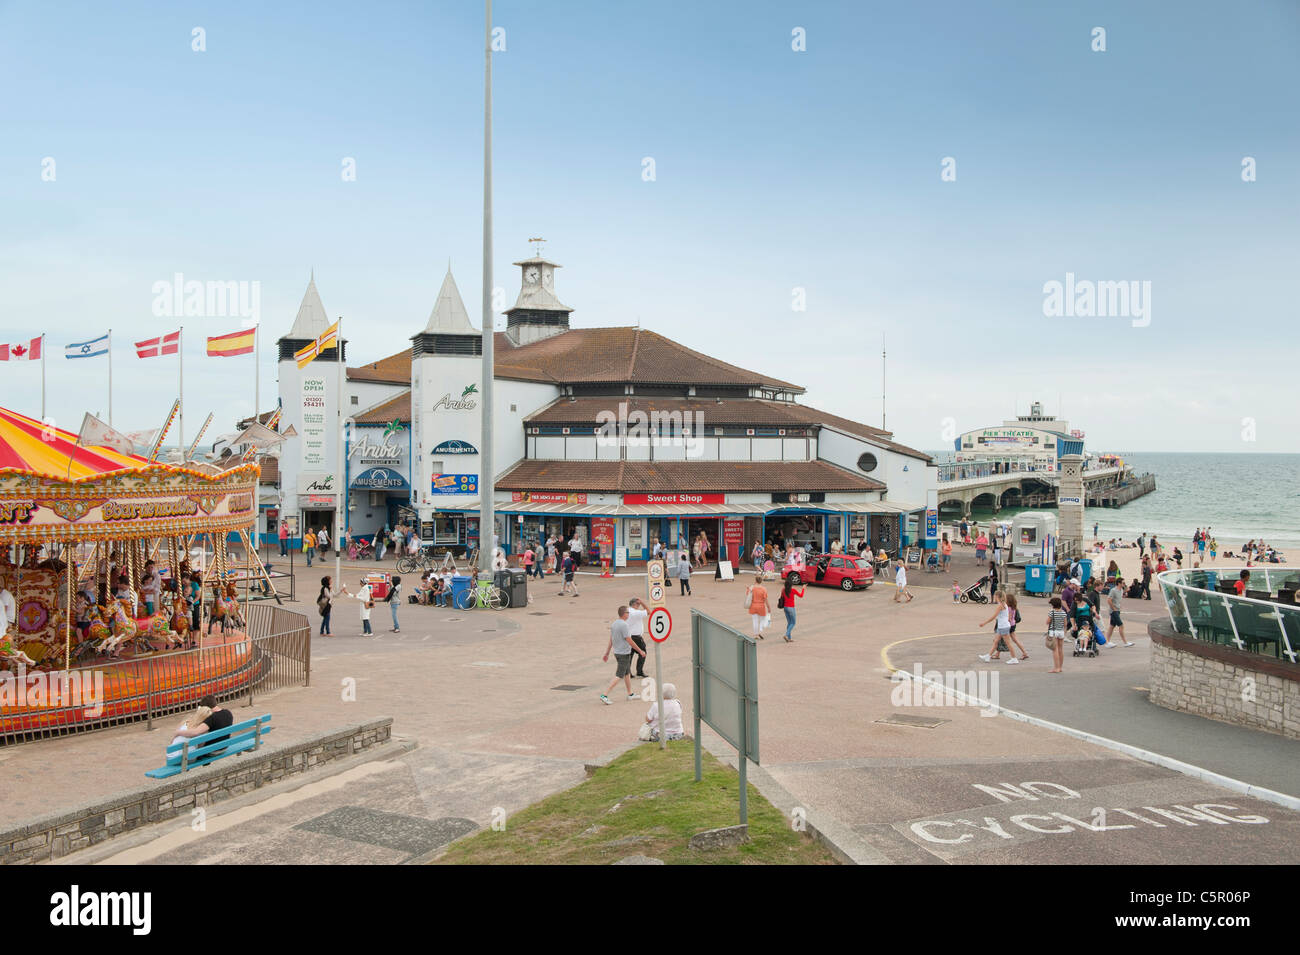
top-left (423, 266), bottom-right (477, 334)
top-left (285, 273), bottom-right (331, 340)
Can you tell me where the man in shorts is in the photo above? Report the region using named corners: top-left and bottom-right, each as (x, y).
top-left (600, 606), bottom-right (645, 704)
top-left (1106, 579), bottom-right (1135, 647)
top-left (559, 551), bottom-right (579, 597)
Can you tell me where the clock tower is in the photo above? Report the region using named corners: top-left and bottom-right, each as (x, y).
top-left (505, 247), bottom-right (573, 345)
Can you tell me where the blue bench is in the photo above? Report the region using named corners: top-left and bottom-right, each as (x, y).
top-left (146, 713), bottom-right (274, 779)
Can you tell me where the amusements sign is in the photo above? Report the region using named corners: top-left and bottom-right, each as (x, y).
top-left (301, 374), bottom-right (328, 470)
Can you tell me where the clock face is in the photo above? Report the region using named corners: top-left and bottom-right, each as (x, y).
top-left (542, 268), bottom-right (553, 288)
top-left (524, 267), bottom-right (540, 284)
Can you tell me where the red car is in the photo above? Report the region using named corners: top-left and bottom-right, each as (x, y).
top-left (783, 554), bottom-right (874, 591)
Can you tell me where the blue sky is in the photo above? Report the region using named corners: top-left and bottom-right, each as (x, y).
top-left (1, 0), bottom-right (1297, 453)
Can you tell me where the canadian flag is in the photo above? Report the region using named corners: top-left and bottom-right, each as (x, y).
top-left (135, 330), bottom-right (180, 358)
top-left (0, 336), bottom-right (42, 361)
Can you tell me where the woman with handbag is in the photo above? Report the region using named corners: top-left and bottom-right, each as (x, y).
top-left (778, 574), bottom-right (805, 642)
top-left (745, 573), bottom-right (771, 639)
top-left (317, 575), bottom-right (345, 637)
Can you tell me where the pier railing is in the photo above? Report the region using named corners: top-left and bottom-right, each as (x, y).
top-left (1156, 568), bottom-right (1299, 664)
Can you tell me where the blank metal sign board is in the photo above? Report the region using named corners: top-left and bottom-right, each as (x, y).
top-left (691, 610), bottom-right (758, 763)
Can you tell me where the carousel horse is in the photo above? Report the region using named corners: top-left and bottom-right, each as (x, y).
top-left (220, 582), bottom-right (245, 630)
top-left (208, 584), bottom-right (228, 634)
top-left (0, 636), bottom-right (37, 669)
top-left (98, 600), bottom-right (138, 655)
top-left (143, 605), bottom-right (180, 649)
top-left (169, 595), bottom-right (191, 646)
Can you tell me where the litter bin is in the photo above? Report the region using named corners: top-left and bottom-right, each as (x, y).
top-left (507, 568), bottom-right (527, 608)
top-left (450, 574), bottom-right (472, 607)
top-left (1024, 564), bottom-right (1052, 596)
top-left (1076, 558), bottom-right (1093, 587)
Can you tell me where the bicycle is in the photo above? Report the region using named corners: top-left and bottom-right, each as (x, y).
top-left (396, 551), bottom-right (433, 575)
top-left (454, 581), bottom-right (510, 610)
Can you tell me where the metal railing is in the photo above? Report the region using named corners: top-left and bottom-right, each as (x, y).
top-left (0, 604), bottom-right (311, 747)
top-left (1157, 568), bottom-right (1299, 664)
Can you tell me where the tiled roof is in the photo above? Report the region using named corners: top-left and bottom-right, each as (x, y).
top-left (493, 327), bottom-right (803, 392)
top-left (496, 459), bottom-right (884, 493)
top-left (524, 396), bottom-right (932, 462)
top-left (353, 390), bottom-right (411, 425)
top-left (347, 348), bottom-right (412, 384)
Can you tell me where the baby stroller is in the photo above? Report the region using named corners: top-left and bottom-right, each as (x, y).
top-left (1071, 618), bottom-right (1103, 657)
top-left (959, 574), bottom-right (992, 604)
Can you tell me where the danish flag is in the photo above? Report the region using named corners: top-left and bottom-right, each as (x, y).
top-left (135, 330), bottom-right (180, 358)
top-left (0, 336), bottom-right (42, 361)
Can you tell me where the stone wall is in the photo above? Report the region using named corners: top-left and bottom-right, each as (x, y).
top-left (0, 717), bottom-right (394, 865)
top-left (1148, 619), bottom-right (1299, 739)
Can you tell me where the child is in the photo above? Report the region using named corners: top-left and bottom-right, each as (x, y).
top-left (952, 581), bottom-right (962, 603)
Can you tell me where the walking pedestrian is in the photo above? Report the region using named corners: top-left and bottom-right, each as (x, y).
top-left (1046, 596), bottom-right (1068, 673)
top-left (1140, 557), bottom-right (1153, 600)
top-left (600, 605), bottom-right (645, 705)
top-left (1106, 579), bottom-right (1134, 647)
top-left (522, 544), bottom-right (536, 579)
top-left (627, 598), bottom-right (649, 678)
top-left (974, 532), bottom-right (988, 563)
top-left (745, 573), bottom-right (771, 639)
top-left (353, 576), bottom-right (374, 635)
top-left (278, 521), bottom-right (289, 557)
top-left (978, 591), bottom-right (1026, 663)
top-left (303, 528), bottom-right (316, 568)
top-left (559, 551), bottom-right (579, 597)
top-left (894, 561), bottom-right (913, 602)
top-left (941, 534), bottom-right (952, 572)
top-left (1137, 532), bottom-right (1146, 558)
top-left (779, 574), bottom-right (805, 642)
top-left (317, 525), bottom-right (329, 558)
top-left (677, 551), bottom-right (692, 596)
top-left (387, 575), bottom-right (402, 633)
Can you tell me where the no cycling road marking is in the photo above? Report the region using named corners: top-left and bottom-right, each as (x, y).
top-left (877, 630), bottom-right (1300, 812)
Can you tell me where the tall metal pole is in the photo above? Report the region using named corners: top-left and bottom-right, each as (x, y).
top-left (253, 325), bottom-right (261, 552)
top-left (478, 0), bottom-right (495, 576)
top-left (881, 333), bottom-right (886, 432)
top-left (334, 318), bottom-right (345, 593)
top-left (107, 328), bottom-right (113, 428)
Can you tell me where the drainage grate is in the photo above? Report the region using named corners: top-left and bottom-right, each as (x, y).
top-left (874, 713), bottom-right (949, 729)
top-left (295, 807), bottom-right (478, 856)
top-left (551, 684), bottom-right (586, 691)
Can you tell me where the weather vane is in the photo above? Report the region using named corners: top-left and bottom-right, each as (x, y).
top-left (528, 236), bottom-right (546, 257)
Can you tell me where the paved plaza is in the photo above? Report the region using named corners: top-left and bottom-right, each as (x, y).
top-left (4, 550), bottom-right (1297, 865)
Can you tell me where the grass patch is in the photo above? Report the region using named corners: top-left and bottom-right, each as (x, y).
top-left (435, 741), bottom-right (838, 865)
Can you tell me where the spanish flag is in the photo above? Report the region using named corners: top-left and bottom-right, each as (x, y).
top-left (293, 320), bottom-right (340, 369)
top-left (206, 327), bottom-right (256, 357)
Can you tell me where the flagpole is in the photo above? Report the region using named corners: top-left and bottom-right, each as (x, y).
top-left (41, 334), bottom-right (46, 420)
top-left (334, 317), bottom-right (344, 592)
top-left (108, 328), bottom-right (113, 428)
top-left (178, 326), bottom-right (184, 455)
top-left (479, 0), bottom-right (495, 577)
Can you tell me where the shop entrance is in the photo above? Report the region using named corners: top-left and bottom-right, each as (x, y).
top-left (764, 512), bottom-right (824, 555)
top-left (301, 508), bottom-right (337, 550)
top-left (685, 518), bottom-right (718, 566)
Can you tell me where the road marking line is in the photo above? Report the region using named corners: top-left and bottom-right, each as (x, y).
top-left (881, 636), bottom-right (1300, 812)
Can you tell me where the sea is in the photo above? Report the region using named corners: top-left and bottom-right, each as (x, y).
top-left (929, 452), bottom-right (1300, 555)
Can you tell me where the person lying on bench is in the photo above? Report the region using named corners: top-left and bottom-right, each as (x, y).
top-left (171, 695), bottom-right (234, 756)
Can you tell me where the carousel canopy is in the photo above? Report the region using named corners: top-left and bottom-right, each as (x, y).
top-left (0, 408), bottom-right (149, 480)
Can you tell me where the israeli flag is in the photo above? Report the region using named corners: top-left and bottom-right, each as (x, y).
top-left (65, 334), bottom-right (109, 359)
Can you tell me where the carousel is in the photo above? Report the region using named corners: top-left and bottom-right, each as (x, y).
top-left (0, 406), bottom-right (275, 738)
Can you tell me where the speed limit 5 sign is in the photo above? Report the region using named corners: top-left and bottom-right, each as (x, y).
top-left (648, 607), bottom-right (672, 643)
